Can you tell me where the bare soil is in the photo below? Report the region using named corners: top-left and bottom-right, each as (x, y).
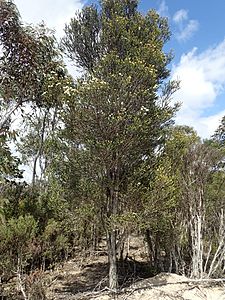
top-left (45, 236), bottom-right (225, 300)
top-left (2, 236), bottom-right (225, 299)
top-left (47, 262), bottom-right (225, 300)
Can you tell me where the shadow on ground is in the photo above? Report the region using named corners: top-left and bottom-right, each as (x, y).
top-left (55, 259), bottom-right (154, 297)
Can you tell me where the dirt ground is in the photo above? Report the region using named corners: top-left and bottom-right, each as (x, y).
top-left (2, 236), bottom-right (225, 299)
top-left (47, 263), bottom-right (225, 300)
top-left (45, 236), bottom-right (225, 300)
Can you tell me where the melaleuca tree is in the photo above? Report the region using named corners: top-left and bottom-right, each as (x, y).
top-left (204, 163), bottom-right (225, 278)
top-left (62, 0), bottom-right (178, 289)
top-left (154, 126), bottom-right (225, 278)
top-left (136, 125), bottom-right (199, 273)
top-left (17, 105), bottom-right (62, 187)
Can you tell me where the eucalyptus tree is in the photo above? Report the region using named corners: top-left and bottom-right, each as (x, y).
top-left (0, 0), bottom-right (73, 190)
top-left (62, 0), bottom-right (178, 289)
top-left (0, 0), bottom-right (65, 131)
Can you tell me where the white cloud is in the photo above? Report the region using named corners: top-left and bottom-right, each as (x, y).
top-left (199, 110), bottom-right (225, 138)
top-left (175, 110), bottom-right (225, 139)
top-left (173, 9), bottom-right (199, 41)
top-left (158, 0), bottom-right (169, 17)
top-left (14, 0), bottom-right (84, 38)
top-left (177, 20), bottom-right (199, 41)
top-left (173, 9), bottom-right (188, 23)
top-left (172, 40), bottom-right (225, 138)
top-left (13, 0), bottom-right (85, 78)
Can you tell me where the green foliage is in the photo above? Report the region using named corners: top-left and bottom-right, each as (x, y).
top-left (0, 0), bottom-right (62, 107)
top-left (0, 134), bottom-right (22, 180)
top-left (62, 1), bottom-right (178, 223)
top-left (0, 215), bottom-right (37, 276)
top-left (212, 115), bottom-right (225, 147)
top-left (41, 219), bottom-right (69, 263)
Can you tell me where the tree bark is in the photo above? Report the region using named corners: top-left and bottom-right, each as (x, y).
top-left (107, 230), bottom-right (118, 291)
top-left (145, 229), bottom-right (154, 267)
top-left (106, 173), bottom-right (119, 291)
top-left (32, 110), bottom-right (48, 187)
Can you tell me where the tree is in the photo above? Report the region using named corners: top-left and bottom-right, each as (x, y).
top-left (212, 116), bottom-right (225, 147)
top-left (139, 125), bottom-right (199, 273)
top-left (0, 0), bottom-right (65, 130)
top-left (62, 0), bottom-right (178, 290)
top-left (179, 142), bottom-right (221, 278)
top-left (1, 0), bottom-right (74, 189)
top-left (156, 125), bottom-right (225, 278)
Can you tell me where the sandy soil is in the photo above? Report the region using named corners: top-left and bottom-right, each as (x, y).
top-left (2, 236), bottom-right (224, 299)
top-left (45, 236), bottom-right (225, 300)
top-left (48, 261), bottom-right (225, 300)
top-left (81, 273), bottom-right (225, 300)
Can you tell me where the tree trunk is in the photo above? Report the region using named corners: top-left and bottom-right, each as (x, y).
top-left (105, 166), bottom-right (120, 291)
top-left (189, 189), bottom-right (204, 279)
top-left (32, 110), bottom-right (48, 187)
top-left (145, 229), bottom-right (154, 267)
top-left (107, 230), bottom-right (118, 291)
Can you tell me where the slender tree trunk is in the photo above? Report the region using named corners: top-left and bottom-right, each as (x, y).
top-left (190, 213), bottom-right (203, 278)
top-left (145, 229), bottom-right (154, 267)
top-left (207, 209), bottom-right (225, 278)
top-left (32, 110), bottom-right (48, 187)
top-left (189, 187), bottom-right (204, 279)
top-left (107, 230), bottom-right (118, 291)
top-left (106, 175), bottom-right (119, 291)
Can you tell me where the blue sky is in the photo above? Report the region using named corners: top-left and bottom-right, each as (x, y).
top-left (13, 0), bottom-right (225, 138)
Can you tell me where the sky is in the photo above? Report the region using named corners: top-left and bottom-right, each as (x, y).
top-left (13, 0), bottom-right (225, 139)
